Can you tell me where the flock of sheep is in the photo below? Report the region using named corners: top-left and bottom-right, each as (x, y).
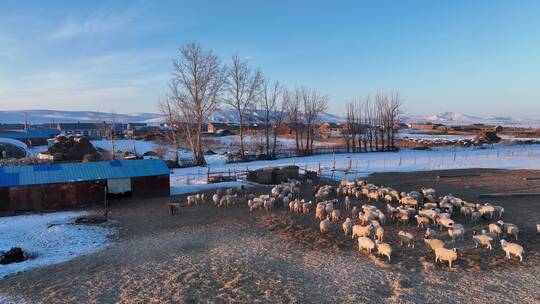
top-left (186, 178), bottom-right (539, 268)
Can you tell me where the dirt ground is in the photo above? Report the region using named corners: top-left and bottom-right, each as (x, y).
top-left (1, 168), bottom-right (539, 303)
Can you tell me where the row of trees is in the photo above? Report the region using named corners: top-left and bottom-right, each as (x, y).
top-left (159, 43), bottom-right (330, 165)
top-left (341, 93), bottom-right (403, 153)
top-left (159, 43), bottom-right (401, 166)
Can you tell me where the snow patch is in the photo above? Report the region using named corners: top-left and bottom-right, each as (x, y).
top-left (0, 211), bottom-right (116, 279)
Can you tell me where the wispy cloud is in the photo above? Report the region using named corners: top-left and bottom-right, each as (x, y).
top-left (0, 49), bottom-right (171, 112)
top-left (48, 2), bottom-right (145, 39)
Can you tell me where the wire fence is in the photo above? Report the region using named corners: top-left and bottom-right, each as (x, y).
top-left (173, 144), bottom-right (540, 185)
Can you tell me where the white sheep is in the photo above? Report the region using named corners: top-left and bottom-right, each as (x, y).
top-left (488, 223), bottom-right (502, 238)
top-left (425, 228), bottom-right (437, 239)
top-left (421, 187), bottom-right (436, 197)
top-left (282, 196), bottom-right (291, 207)
top-left (415, 215), bottom-right (430, 228)
top-left (448, 226), bottom-right (465, 242)
top-left (396, 213), bottom-right (410, 225)
top-left (376, 210), bottom-right (386, 225)
top-left (263, 199), bottom-right (274, 212)
top-left (436, 217), bottom-right (455, 230)
top-left (320, 219), bottom-right (331, 234)
top-left (342, 218), bottom-right (353, 236)
top-left (398, 231), bottom-right (415, 248)
top-left (357, 237), bottom-right (375, 255)
top-left (315, 206), bottom-right (326, 221)
top-left (472, 231), bottom-right (493, 250)
top-left (497, 220), bottom-right (519, 240)
top-left (493, 205), bottom-right (504, 218)
top-left (481, 229), bottom-right (498, 240)
top-left (373, 226), bottom-right (385, 242)
top-left (359, 212), bottom-right (375, 225)
top-left (352, 224), bottom-right (372, 239)
top-left (331, 209), bottom-right (341, 222)
top-left (434, 247), bottom-right (458, 268)
top-left (375, 240), bottom-right (392, 262)
top-left (212, 193), bottom-right (220, 205)
top-left (460, 206), bottom-right (474, 219)
top-left (186, 195), bottom-right (197, 206)
top-left (424, 237), bottom-right (445, 250)
top-left (477, 204), bottom-right (496, 219)
top-left (500, 240), bottom-right (524, 262)
top-left (471, 211), bottom-right (481, 224)
top-left (344, 196), bottom-right (351, 211)
top-left (302, 202), bottom-right (312, 214)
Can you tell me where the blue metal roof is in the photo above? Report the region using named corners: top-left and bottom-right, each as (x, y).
top-left (0, 129), bottom-right (60, 139)
top-left (0, 159), bottom-right (170, 187)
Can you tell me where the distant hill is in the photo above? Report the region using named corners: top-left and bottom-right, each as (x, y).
top-left (0, 110), bottom-right (161, 124)
top-left (400, 112), bottom-right (540, 127)
top-left (0, 108), bottom-right (344, 125)
top-left (1, 109), bottom-right (538, 127)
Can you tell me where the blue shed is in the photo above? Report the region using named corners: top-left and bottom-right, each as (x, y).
top-left (0, 159), bottom-right (170, 214)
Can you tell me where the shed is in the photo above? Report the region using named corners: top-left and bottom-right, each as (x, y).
top-left (0, 159), bottom-right (170, 214)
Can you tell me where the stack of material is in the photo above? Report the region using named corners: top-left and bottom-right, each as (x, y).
top-left (247, 165), bottom-right (300, 184)
top-left (45, 135), bottom-right (102, 161)
top-left (475, 131), bottom-right (501, 144)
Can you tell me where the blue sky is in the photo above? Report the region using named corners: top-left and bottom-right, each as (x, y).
top-left (0, 0), bottom-right (539, 117)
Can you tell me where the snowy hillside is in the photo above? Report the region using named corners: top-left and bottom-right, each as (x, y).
top-left (0, 110), bottom-right (162, 124)
top-left (207, 106), bottom-right (343, 124)
top-left (0, 108), bottom-right (343, 125)
top-left (401, 112), bottom-right (540, 127)
top-left (1, 109), bottom-right (539, 127)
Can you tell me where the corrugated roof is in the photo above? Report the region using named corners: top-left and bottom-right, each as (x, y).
top-left (0, 159), bottom-right (170, 187)
top-left (0, 129), bottom-right (60, 139)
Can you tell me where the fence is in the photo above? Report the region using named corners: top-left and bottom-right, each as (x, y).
top-left (174, 144), bottom-right (540, 186)
top-left (225, 145), bottom-right (396, 164)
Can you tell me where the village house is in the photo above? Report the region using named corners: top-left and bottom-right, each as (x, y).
top-left (207, 122), bottom-right (239, 135)
top-left (56, 122), bottom-right (131, 139)
top-left (318, 122), bottom-right (341, 136)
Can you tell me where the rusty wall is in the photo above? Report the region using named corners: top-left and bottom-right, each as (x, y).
top-left (132, 174), bottom-right (170, 198)
top-left (1, 180), bottom-right (106, 215)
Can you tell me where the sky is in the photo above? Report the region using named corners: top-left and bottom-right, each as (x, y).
top-left (0, 0), bottom-right (539, 117)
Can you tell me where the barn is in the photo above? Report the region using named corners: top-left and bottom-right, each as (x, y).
top-left (0, 159), bottom-right (170, 215)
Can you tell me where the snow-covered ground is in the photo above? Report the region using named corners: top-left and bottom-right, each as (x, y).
top-left (169, 144), bottom-right (540, 194)
top-left (0, 211), bottom-right (116, 279)
top-left (398, 132), bottom-right (475, 141)
top-left (91, 139), bottom-right (158, 154)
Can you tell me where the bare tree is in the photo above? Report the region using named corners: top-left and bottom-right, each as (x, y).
top-left (271, 100), bottom-right (286, 155)
top-left (260, 77), bottom-right (282, 156)
top-left (158, 96), bottom-right (180, 162)
top-left (225, 55), bottom-right (263, 160)
top-left (302, 87), bottom-right (328, 154)
top-left (283, 87), bottom-right (303, 153)
top-left (100, 112), bottom-right (118, 160)
top-left (361, 98), bottom-right (371, 152)
top-left (381, 92), bottom-right (403, 150)
top-left (341, 101), bottom-right (354, 152)
top-left (167, 43), bottom-right (225, 165)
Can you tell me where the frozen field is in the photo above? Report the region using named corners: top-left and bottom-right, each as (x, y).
top-left (0, 211), bottom-right (116, 279)
top-left (170, 144), bottom-right (540, 193)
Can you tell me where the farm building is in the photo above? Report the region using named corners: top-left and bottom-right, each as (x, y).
top-left (0, 129), bottom-right (60, 146)
top-left (318, 122), bottom-right (341, 135)
top-left (0, 159), bottom-right (170, 215)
